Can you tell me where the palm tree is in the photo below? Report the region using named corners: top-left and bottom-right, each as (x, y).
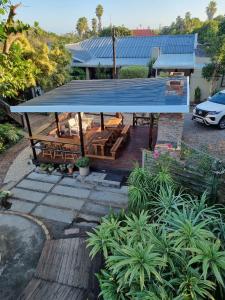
top-left (92, 18), bottom-right (98, 35)
top-left (95, 4), bottom-right (104, 32)
top-left (206, 1), bottom-right (217, 20)
top-left (76, 17), bottom-right (89, 38)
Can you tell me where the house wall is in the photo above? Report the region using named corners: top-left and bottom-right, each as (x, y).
top-left (190, 56), bottom-right (224, 103)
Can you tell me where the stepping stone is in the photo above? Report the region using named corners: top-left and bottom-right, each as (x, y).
top-left (17, 179), bottom-right (54, 192)
top-left (43, 195), bottom-right (85, 211)
top-left (11, 188), bottom-right (45, 203)
top-left (83, 172), bottom-right (106, 184)
top-left (64, 228), bottom-right (80, 235)
top-left (10, 199), bottom-right (36, 213)
top-left (82, 202), bottom-right (120, 216)
top-left (51, 185), bottom-right (91, 199)
top-left (32, 205), bottom-right (74, 224)
top-left (27, 172), bottom-right (61, 183)
top-left (101, 180), bottom-right (121, 188)
top-left (95, 185), bottom-right (128, 195)
top-left (88, 190), bottom-right (128, 207)
top-left (77, 213), bottom-right (100, 223)
top-left (59, 177), bottom-right (95, 189)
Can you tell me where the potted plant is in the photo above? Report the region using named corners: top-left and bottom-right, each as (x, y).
top-left (59, 164), bottom-right (67, 173)
top-left (67, 163), bottom-right (74, 175)
top-left (0, 190), bottom-right (12, 209)
top-left (76, 157), bottom-right (90, 176)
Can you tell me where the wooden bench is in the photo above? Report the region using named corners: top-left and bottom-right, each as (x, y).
top-left (111, 137), bottom-right (124, 159)
top-left (121, 125), bottom-right (130, 142)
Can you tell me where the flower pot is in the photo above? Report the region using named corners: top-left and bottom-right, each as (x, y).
top-left (68, 168), bottom-right (74, 175)
top-left (79, 166), bottom-right (90, 177)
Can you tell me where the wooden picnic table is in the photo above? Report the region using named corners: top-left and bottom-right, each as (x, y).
top-left (89, 131), bottom-right (113, 156)
top-left (30, 135), bottom-right (80, 146)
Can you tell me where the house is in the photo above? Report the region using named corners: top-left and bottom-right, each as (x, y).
top-left (132, 29), bottom-right (156, 36)
top-left (10, 77), bottom-right (189, 172)
top-left (66, 34), bottom-right (197, 80)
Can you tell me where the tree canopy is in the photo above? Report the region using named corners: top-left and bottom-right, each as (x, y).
top-left (100, 25), bottom-right (131, 37)
top-left (76, 17), bottom-right (89, 38)
top-left (206, 1), bottom-right (217, 20)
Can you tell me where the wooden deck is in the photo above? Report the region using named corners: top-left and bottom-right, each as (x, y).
top-left (19, 238), bottom-right (102, 300)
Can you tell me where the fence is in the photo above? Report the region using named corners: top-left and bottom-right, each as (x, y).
top-left (142, 149), bottom-right (225, 202)
top-left (0, 99), bottom-right (24, 128)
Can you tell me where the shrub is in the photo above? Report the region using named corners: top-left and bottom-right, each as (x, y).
top-left (0, 123), bottom-right (23, 152)
top-left (75, 157), bottom-right (90, 168)
top-left (71, 67), bottom-right (86, 80)
top-left (195, 86), bottom-right (201, 103)
top-left (87, 165), bottom-right (225, 299)
top-left (119, 66), bottom-right (149, 79)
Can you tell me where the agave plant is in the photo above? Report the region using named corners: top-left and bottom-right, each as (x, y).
top-left (151, 184), bottom-right (186, 221)
top-left (176, 267), bottom-right (216, 300)
top-left (87, 215), bottom-right (122, 259)
top-left (107, 243), bottom-right (166, 291)
top-left (188, 239), bottom-right (225, 287)
top-left (97, 270), bottom-right (126, 300)
top-left (122, 211), bottom-right (152, 244)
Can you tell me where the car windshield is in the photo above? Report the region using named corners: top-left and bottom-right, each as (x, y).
top-left (209, 92), bottom-right (225, 105)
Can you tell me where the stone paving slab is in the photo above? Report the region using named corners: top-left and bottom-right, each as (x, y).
top-left (33, 205), bottom-right (75, 224)
top-left (88, 190), bottom-right (128, 207)
top-left (82, 202), bottom-right (120, 216)
top-left (43, 195), bottom-right (85, 211)
top-left (17, 179), bottom-right (54, 192)
top-left (95, 185), bottom-right (128, 195)
top-left (59, 177), bottom-right (95, 189)
top-left (11, 188), bottom-right (45, 202)
top-left (52, 185), bottom-right (91, 199)
top-left (27, 172), bottom-right (61, 183)
top-left (10, 199), bottom-right (36, 213)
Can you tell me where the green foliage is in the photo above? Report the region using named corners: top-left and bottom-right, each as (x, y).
top-left (0, 123), bottom-right (23, 152)
top-left (87, 161), bottom-right (225, 299)
top-left (206, 1), bottom-right (217, 20)
top-left (119, 66), bottom-right (149, 79)
top-left (75, 156), bottom-right (90, 168)
top-left (71, 67), bottom-right (86, 80)
top-left (76, 17), bottom-right (89, 38)
top-left (195, 86), bottom-right (201, 102)
top-left (100, 25), bottom-right (131, 37)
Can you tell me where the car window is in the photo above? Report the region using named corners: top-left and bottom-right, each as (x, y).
top-left (209, 92), bottom-right (225, 105)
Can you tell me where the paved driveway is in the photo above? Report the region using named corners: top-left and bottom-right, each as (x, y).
top-left (182, 113), bottom-right (225, 160)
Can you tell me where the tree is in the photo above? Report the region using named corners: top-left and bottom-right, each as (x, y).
top-left (91, 18), bottom-right (98, 35)
top-left (100, 25), bottom-right (131, 37)
top-left (119, 66), bottom-right (149, 79)
top-left (95, 4), bottom-right (104, 32)
top-left (206, 1), bottom-right (217, 20)
top-left (197, 20), bottom-right (219, 44)
top-left (76, 17), bottom-right (89, 38)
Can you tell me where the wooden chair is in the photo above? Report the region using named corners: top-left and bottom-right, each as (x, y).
top-left (63, 144), bottom-right (79, 161)
top-left (42, 142), bottom-right (53, 159)
top-left (52, 143), bottom-right (64, 161)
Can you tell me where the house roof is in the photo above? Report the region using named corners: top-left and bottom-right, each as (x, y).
top-left (10, 77), bottom-right (189, 113)
top-left (67, 34), bottom-right (197, 68)
top-left (132, 29), bottom-right (156, 36)
top-left (153, 54), bottom-right (195, 69)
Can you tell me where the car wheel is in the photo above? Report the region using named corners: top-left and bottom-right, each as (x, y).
top-left (218, 117), bottom-right (225, 129)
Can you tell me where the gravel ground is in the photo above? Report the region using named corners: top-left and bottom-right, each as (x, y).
top-left (4, 146), bottom-right (35, 184)
top-left (182, 113), bottom-right (225, 160)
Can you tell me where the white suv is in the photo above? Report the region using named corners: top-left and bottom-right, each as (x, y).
top-left (192, 90), bottom-right (225, 129)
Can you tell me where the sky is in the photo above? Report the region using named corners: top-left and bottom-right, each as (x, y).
top-left (13, 0), bottom-right (225, 34)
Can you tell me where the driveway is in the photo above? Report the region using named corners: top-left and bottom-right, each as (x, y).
top-left (182, 113), bottom-right (225, 160)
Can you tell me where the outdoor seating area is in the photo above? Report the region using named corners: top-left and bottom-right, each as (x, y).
top-left (29, 113), bottom-right (135, 168)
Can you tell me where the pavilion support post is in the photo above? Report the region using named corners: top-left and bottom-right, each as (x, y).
top-left (78, 112), bottom-right (85, 157)
top-left (133, 113), bottom-right (136, 127)
top-left (24, 113), bottom-right (37, 160)
top-left (100, 112), bottom-right (104, 131)
top-left (149, 113), bottom-right (155, 151)
top-left (55, 112), bottom-right (60, 137)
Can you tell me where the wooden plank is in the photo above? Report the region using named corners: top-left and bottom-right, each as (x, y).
top-left (31, 135), bottom-right (80, 146)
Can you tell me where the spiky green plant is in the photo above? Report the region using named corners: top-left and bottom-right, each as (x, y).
top-left (188, 240), bottom-right (225, 287)
top-left (107, 243), bottom-right (166, 291)
top-left (87, 215), bottom-right (122, 259)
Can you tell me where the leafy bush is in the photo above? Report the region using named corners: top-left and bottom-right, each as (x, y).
top-left (0, 123), bottom-right (23, 152)
top-left (195, 86), bottom-right (201, 103)
top-left (76, 156), bottom-right (90, 168)
top-left (71, 67), bottom-right (86, 80)
top-left (87, 165), bottom-right (225, 299)
top-left (119, 66), bottom-right (149, 79)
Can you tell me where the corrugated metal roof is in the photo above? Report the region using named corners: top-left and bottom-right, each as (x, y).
top-left (154, 54), bottom-right (195, 69)
top-left (11, 78), bottom-right (189, 113)
top-left (66, 34), bottom-right (197, 67)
